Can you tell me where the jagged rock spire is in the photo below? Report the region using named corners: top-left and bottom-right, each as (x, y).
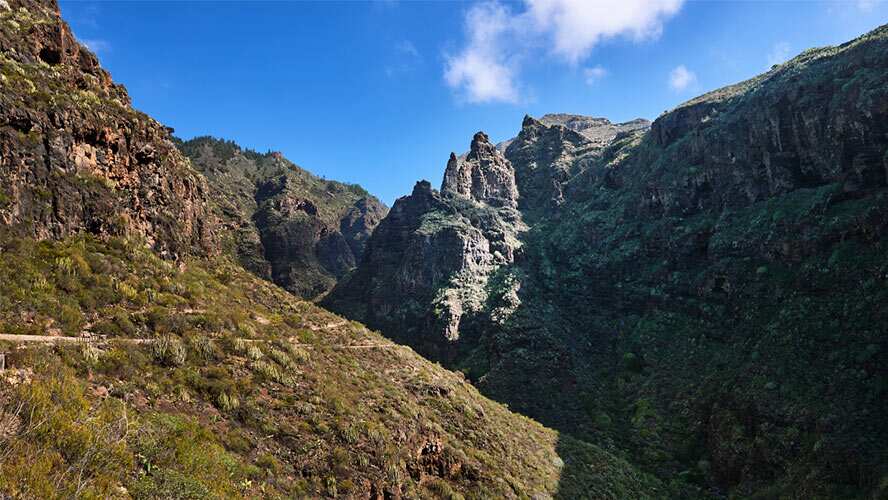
top-left (441, 131), bottom-right (518, 207)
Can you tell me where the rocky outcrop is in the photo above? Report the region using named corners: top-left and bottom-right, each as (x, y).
top-left (442, 132), bottom-right (518, 207)
top-left (325, 140), bottom-right (524, 358)
top-left (0, 0), bottom-right (216, 258)
top-left (639, 34), bottom-right (888, 216)
top-left (178, 137), bottom-right (387, 299)
top-left (538, 113), bottom-right (650, 145)
top-left (494, 113), bottom-right (650, 154)
top-left (504, 115), bottom-right (600, 213)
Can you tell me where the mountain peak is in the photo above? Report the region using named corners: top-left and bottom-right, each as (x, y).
top-left (442, 132), bottom-right (518, 207)
top-left (538, 113), bottom-right (651, 144)
top-left (413, 179), bottom-right (433, 196)
top-left (469, 131), bottom-right (493, 153)
top-left (522, 114), bottom-right (543, 129)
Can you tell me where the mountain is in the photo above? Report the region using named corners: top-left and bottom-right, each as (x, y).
top-left (176, 137), bottom-right (387, 299)
top-left (0, 0), bottom-right (214, 259)
top-left (0, 1), bottom-right (671, 497)
top-left (326, 25), bottom-right (888, 498)
top-left (493, 114), bottom-right (651, 156)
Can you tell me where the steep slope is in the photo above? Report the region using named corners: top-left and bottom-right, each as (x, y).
top-left (324, 134), bottom-right (526, 362)
top-left (0, 234), bottom-right (664, 499)
top-left (0, 1), bottom-right (667, 498)
top-left (0, 0), bottom-right (214, 259)
top-left (327, 25), bottom-right (888, 498)
top-left (177, 137), bottom-right (387, 299)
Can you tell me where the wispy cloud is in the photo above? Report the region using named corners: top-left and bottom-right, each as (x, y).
top-left (386, 40), bottom-right (423, 78)
top-left (444, 0), bottom-right (684, 104)
top-left (82, 39), bottom-right (111, 54)
top-left (583, 65), bottom-right (607, 85)
top-left (767, 41), bottom-right (791, 67)
top-left (857, 0), bottom-right (879, 11)
top-left (668, 64), bottom-right (696, 91)
top-left (396, 40), bottom-right (420, 58)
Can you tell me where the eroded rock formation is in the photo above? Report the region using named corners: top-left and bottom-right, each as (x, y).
top-left (324, 135), bottom-right (524, 358)
top-left (0, 0), bottom-right (215, 258)
top-left (178, 137), bottom-right (387, 299)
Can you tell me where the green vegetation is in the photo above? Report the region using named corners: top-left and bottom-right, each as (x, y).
top-left (0, 234), bottom-right (664, 498)
top-left (176, 135), bottom-right (387, 299)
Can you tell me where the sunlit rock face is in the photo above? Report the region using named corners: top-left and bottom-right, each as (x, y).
top-left (324, 137), bottom-right (525, 360)
top-left (442, 131), bottom-right (519, 208)
top-left (0, 0), bottom-right (217, 258)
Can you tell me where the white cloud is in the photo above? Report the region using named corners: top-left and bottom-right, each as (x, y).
top-left (444, 1), bottom-right (519, 103)
top-left (444, 0), bottom-right (684, 103)
top-left (525, 0), bottom-right (684, 64)
top-left (767, 41), bottom-right (791, 67)
top-left (668, 65), bottom-right (696, 91)
top-left (857, 0), bottom-right (878, 11)
top-left (583, 65), bottom-right (607, 85)
top-left (81, 39), bottom-right (110, 54)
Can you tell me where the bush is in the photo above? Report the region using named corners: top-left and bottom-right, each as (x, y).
top-left (216, 392), bottom-right (240, 412)
top-left (152, 336), bottom-right (187, 367)
top-left (188, 335), bottom-right (218, 362)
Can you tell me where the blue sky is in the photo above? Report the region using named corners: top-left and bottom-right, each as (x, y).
top-left (59, 0), bottom-right (887, 204)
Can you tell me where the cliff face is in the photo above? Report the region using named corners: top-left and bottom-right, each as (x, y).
top-left (639, 35), bottom-right (888, 217)
top-left (442, 132), bottom-right (518, 208)
top-left (324, 134), bottom-right (524, 358)
top-left (0, 0), bottom-right (215, 258)
top-left (506, 115), bottom-right (619, 214)
top-left (178, 137), bottom-right (387, 299)
top-left (327, 25), bottom-right (888, 498)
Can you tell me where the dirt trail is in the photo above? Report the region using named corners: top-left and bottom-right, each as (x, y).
top-left (0, 334), bottom-right (138, 344)
top-left (0, 333), bottom-right (405, 350)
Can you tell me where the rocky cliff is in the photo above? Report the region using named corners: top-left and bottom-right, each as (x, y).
top-left (324, 133), bottom-right (524, 360)
top-left (178, 137), bottom-right (387, 299)
top-left (442, 132), bottom-right (518, 208)
top-left (0, 0), bottom-right (215, 259)
top-left (494, 113), bottom-right (650, 155)
top-left (327, 24), bottom-right (888, 498)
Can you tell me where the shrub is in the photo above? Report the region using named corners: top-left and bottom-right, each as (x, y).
top-left (0, 366), bottom-right (133, 497)
top-left (188, 335), bottom-right (218, 362)
top-left (152, 336), bottom-right (186, 367)
top-left (252, 360), bottom-right (280, 381)
top-left (79, 343), bottom-right (102, 366)
top-left (216, 392), bottom-right (240, 412)
top-left (245, 345), bottom-right (264, 361)
top-left (268, 348), bottom-right (294, 369)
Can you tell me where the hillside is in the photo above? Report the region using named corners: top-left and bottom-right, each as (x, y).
top-left (0, 233), bottom-right (668, 498)
top-left (0, 0), bottom-right (214, 259)
top-left (326, 24), bottom-right (888, 498)
top-left (0, 0), bottom-right (668, 498)
top-left (177, 137), bottom-right (387, 299)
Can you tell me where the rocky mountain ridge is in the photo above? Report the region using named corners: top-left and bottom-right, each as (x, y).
top-left (325, 134), bottom-right (526, 356)
top-left (327, 24), bottom-right (888, 498)
top-left (177, 136), bottom-right (387, 299)
top-left (493, 113), bottom-right (650, 155)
